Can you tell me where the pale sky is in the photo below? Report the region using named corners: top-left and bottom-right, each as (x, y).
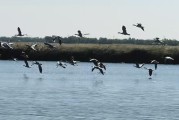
top-left (0, 0), bottom-right (179, 40)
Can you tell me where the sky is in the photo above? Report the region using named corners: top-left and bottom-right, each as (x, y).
top-left (0, 0), bottom-right (179, 40)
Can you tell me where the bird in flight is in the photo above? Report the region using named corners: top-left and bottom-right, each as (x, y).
top-left (153, 37), bottom-right (165, 45)
top-left (52, 36), bottom-right (62, 45)
top-left (118, 26), bottom-right (130, 35)
top-left (32, 61), bottom-right (42, 73)
top-left (15, 27), bottom-right (27, 36)
top-left (75, 30), bottom-right (89, 38)
top-left (164, 56), bottom-right (174, 64)
top-left (67, 56), bottom-right (79, 66)
top-left (151, 60), bottom-right (159, 70)
top-left (23, 59), bottom-right (31, 68)
top-left (90, 58), bottom-right (106, 70)
top-left (26, 43), bottom-right (37, 51)
top-left (144, 67), bottom-right (154, 79)
top-left (56, 61), bottom-right (67, 68)
top-left (133, 23), bottom-right (144, 31)
top-left (134, 63), bottom-right (145, 68)
top-left (0, 42), bottom-right (13, 49)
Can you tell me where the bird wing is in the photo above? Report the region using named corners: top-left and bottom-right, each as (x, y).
top-left (31, 44), bottom-right (37, 51)
top-left (139, 63), bottom-right (145, 68)
top-left (59, 39), bottom-right (62, 45)
top-left (38, 64), bottom-right (42, 73)
top-left (144, 67), bottom-right (149, 70)
top-left (141, 26), bottom-right (144, 31)
top-left (135, 63), bottom-right (139, 68)
top-left (17, 27), bottom-right (22, 35)
top-left (44, 42), bottom-right (54, 48)
top-left (2, 43), bottom-right (13, 49)
top-left (92, 66), bottom-right (96, 71)
top-left (8, 42), bottom-right (14, 45)
top-left (84, 33), bottom-right (89, 35)
top-left (24, 59), bottom-right (30, 67)
top-left (99, 68), bottom-right (104, 75)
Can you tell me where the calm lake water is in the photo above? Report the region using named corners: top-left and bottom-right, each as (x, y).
top-left (0, 60), bottom-right (179, 120)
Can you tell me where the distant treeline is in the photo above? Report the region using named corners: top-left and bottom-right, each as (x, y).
top-left (0, 36), bottom-right (179, 46)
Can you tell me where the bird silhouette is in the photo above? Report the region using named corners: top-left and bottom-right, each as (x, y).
top-left (153, 37), bottom-right (165, 45)
top-left (118, 26), bottom-right (130, 35)
top-left (26, 43), bottom-right (37, 51)
top-left (144, 67), bottom-right (154, 78)
top-left (90, 58), bottom-right (106, 70)
top-left (56, 61), bottom-right (67, 68)
top-left (67, 56), bottom-right (79, 66)
top-left (133, 23), bottom-right (144, 31)
top-left (75, 30), bottom-right (89, 38)
top-left (53, 36), bottom-right (62, 45)
top-left (23, 59), bottom-right (31, 68)
top-left (0, 42), bottom-right (13, 49)
top-left (90, 58), bottom-right (99, 66)
top-left (15, 27), bottom-right (27, 36)
top-left (151, 60), bottom-right (159, 70)
top-left (134, 63), bottom-right (145, 68)
top-left (32, 61), bottom-right (42, 73)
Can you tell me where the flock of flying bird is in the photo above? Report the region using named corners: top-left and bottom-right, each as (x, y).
top-left (0, 25), bottom-right (175, 78)
top-left (0, 27), bottom-right (107, 75)
top-left (134, 56), bottom-right (174, 79)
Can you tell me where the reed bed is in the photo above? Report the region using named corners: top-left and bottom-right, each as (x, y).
top-left (1, 42), bottom-right (179, 64)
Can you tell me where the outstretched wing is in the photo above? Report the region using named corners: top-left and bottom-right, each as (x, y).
top-left (99, 68), bottom-right (104, 75)
top-left (31, 44), bottom-right (37, 51)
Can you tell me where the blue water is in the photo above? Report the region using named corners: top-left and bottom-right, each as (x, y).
top-left (0, 60), bottom-right (179, 120)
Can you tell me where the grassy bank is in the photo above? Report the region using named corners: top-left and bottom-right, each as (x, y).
top-left (0, 43), bottom-right (179, 64)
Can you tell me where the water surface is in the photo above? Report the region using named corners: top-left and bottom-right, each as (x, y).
top-left (0, 60), bottom-right (179, 120)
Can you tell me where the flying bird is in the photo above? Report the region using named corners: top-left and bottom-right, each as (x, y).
top-left (164, 56), bottom-right (174, 63)
top-left (134, 63), bottom-right (145, 68)
top-left (15, 27), bottom-right (27, 36)
top-left (151, 60), bottom-right (159, 70)
top-left (75, 30), bottom-right (89, 38)
top-left (144, 67), bottom-right (154, 78)
top-left (0, 42), bottom-right (13, 49)
top-left (23, 59), bottom-right (31, 68)
top-left (53, 36), bottom-right (62, 45)
top-left (133, 23), bottom-right (144, 31)
top-left (56, 61), bottom-right (67, 68)
top-left (98, 62), bottom-right (106, 70)
top-left (67, 56), bottom-right (79, 66)
top-left (153, 37), bottom-right (165, 45)
top-left (26, 43), bottom-right (37, 51)
top-left (118, 26), bottom-right (130, 35)
top-left (89, 58), bottom-right (106, 70)
top-left (32, 61), bottom-right (42, 73)
top-left (89, 58), bottom-right (99, 66)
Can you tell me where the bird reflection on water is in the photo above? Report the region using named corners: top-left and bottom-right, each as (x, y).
top-left (23, 74), bottom-right (29, 80)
